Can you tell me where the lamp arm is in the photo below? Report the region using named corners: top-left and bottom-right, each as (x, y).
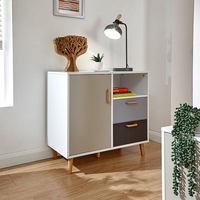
top-left (121, 22), bottom-right (128, 68)
top-left (113, 19), bottom-right (129, 68)
top-left (113, 20), bottom-right (128, 68)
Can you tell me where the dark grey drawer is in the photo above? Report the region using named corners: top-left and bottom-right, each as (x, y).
top-left (113, 97), bottom-right (147, 124)
top-left (113, 119), bottom-right (147, 147)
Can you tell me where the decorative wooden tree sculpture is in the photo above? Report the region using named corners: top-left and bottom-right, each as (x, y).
top-left (53, 35), bottom-right (88, 72)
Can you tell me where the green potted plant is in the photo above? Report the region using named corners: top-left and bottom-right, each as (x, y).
top-left (171, 103), bottom-right (200, 197)
top-left (91, 53), bottom-right (104, 70)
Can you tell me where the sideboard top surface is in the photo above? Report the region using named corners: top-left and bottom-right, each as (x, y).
top-left (47, 70), bottom-right (148, 75)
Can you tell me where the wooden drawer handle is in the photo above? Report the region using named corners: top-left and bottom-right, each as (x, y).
top-left (125, 123), bottom-right (138, 128)
top-left (126, 101), bottom-right (137, 105)
top-left (106, 89), bottom-right (111, 104)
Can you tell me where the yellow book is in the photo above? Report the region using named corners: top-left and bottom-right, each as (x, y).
top-left (113, 92), bottom-right (136, 98)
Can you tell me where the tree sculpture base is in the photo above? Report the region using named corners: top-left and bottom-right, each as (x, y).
top-left (53, 35), bottom-right (88, 72)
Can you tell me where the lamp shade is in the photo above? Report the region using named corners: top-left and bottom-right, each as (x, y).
top-left (104, 23), bottom-right (122, 40)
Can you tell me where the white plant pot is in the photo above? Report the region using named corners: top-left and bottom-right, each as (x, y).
top-left (94, 62), bottom-right (103, 70)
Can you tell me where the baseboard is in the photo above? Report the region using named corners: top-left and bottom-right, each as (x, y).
top-left (149, 130), bottom-right (161, 143)
top-left (0, 147), bottom-right (53, 169)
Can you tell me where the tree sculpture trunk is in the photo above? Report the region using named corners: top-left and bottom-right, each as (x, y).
top-left (53, 35), bottom-right (88, 72)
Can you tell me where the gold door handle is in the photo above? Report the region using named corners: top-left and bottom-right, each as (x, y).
top-left (126, 101), bottom-right (137, 105)
top-left (106, 89), bottom-right (111, 104)
top-left (125, 123), bottom-right (138, 128)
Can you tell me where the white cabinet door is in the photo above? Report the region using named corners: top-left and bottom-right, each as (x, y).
top-left (69, 74), bottom-right (111, 156)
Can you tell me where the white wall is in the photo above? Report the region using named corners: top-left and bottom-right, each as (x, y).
top-left (193, 0), bottom-right (200, 108)
top-left (147, 0), bottom-right (194, 142)
top-left (171, 0), bottom-right (193, 123)
top-left (0, 0), bottom-right (148, 168)
top-left (147, 0), bottom-right (171, 142)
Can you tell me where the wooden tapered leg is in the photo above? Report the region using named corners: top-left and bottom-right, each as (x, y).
top-left (68, 158), bottom-right (73, 174)
top-left (52, 149), bottom-right (58, 159)
top-left (139, 144), bottom-right (145, 156)
top-left (96, 152), bottom-right (100, 158)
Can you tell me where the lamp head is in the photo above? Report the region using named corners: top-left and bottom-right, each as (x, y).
top-left (104, 14), bottom-right (122, 39)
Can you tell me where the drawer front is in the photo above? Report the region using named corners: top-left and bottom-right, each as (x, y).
top-left (113, 97), bottom-right (147, 124)
top-left (113, 119), bottom-right (147, 147)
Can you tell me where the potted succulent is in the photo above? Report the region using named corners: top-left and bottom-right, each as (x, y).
top-left (171, 103), bottom-right (200, 197)
top-left (91, 53), bottom-right (104, 70)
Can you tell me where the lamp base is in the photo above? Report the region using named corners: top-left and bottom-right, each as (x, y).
top-left (113, 67), bottom-right (133, 71)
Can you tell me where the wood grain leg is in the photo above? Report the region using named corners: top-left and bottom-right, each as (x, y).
top-left (52, 149), bottom-right (57, 159)
top-left (139, 144), bottom-right (145, 156)
top-left (68, 158), bottom-right (73, 174)
top-left (96, 152), bottom-right (100, 158)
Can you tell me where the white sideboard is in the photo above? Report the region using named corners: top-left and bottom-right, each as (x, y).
top-left (47, 71), bottom-right (149, 173)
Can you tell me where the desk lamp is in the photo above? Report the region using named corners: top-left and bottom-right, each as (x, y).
top-left (104, 14), bottom-right (133, 71)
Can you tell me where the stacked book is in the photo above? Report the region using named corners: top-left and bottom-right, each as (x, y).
top-left (113, 87), bottom-right (136, 98)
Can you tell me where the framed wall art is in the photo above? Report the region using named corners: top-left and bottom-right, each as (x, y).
top-left (53, 0), bottom-right (85, 19)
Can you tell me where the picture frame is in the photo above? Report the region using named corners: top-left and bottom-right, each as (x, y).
top-left (53, 0), bottom-right (85, 19)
